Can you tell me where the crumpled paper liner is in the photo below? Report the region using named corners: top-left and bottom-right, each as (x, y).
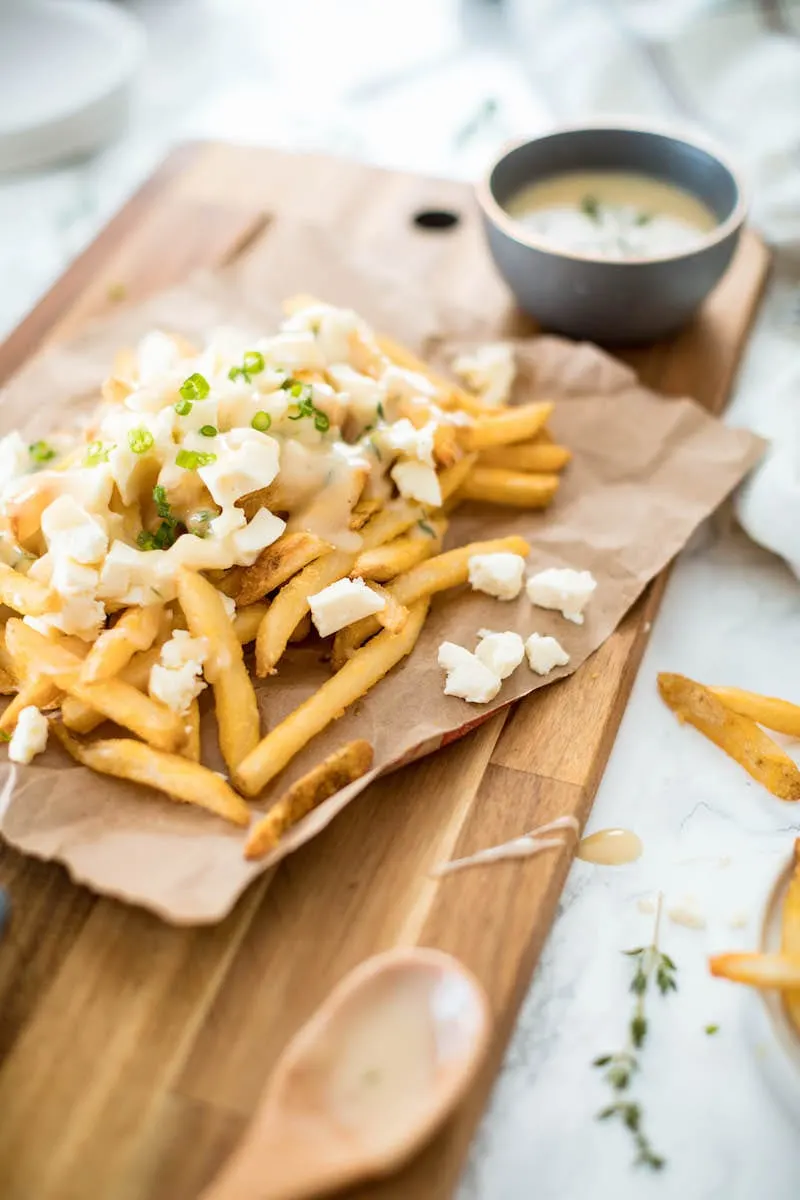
top-left (0, 225), bottom-right (765, 923)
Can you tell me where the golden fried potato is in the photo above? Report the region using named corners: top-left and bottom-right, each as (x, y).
top-left (658, 673), bottom-right (800, 802)
top-left (52, 724), bottom-right (249, 826)
top-left (244, 740), bottom-right (374, 859)
top-left (709, 952), bottom-right (800, 988)
top-left (236, 599), bottom-right (430, 797)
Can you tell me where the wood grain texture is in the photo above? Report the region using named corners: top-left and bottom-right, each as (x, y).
top-left (0, 142), bottom-right (770, 1200)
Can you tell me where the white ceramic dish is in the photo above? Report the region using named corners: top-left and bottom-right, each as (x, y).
top-left (0, 0), bottom-right (145, 174)
top-left (745, 854), bottom-right (800, 1127)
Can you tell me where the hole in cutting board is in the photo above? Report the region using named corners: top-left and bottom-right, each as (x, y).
top-left (413, 209), bottom-right (460, 231)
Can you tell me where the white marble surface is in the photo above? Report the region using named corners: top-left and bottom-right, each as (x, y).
top-left (2, 2), bottom-right (800, 1197)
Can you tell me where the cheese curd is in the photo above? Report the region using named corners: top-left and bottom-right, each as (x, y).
top-left (41, 496), bottom-right (108, 564)
top-left (468, 552), bottom-right (526, 600)
top-left (475, 630), bottom-right (525, 680)
top-left (308, 577), bottom-right (386, 638)
top-left (526, 567), bottom-right (597, 624)
top-left (381, 418), bottom-right (436, 466)
top-left (437, 641), bottom-right (502, 704)
top-left (524, 632), bottom-right (570, 676)
top-left (8, 705), bottom-right (49, 764)
top-left (197, 428), bottom-right (280, 509)
top-left (390, 460), bottom-right (442, 507)
top-left (149, 630), bottom-right (209, 714)
top-left (453, 343), bottom-right (516, 407)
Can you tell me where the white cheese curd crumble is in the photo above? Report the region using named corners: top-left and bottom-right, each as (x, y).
top-left (526, 567), bottom-right (597, 624)
top-left (438, 641), bottom-right (502, 704)
top-left (475, 630), bottom-right (525, 680)
top-left (149, 631), bottom-right (209, 714)
top-left (8, 706), bottom-right (49, 764)
top-left (390, 460), bottom-right (442, 507)
top-left (524, 633), bottom-right (570, 676)
top-left (453, 343), bottom-right (516, 407)
top-left (467, 551), bottom-right (526, 600)
top-left (308, 577), bottom-right (387, 638)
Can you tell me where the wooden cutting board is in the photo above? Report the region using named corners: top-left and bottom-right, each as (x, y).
top-left (0, 143), bottom-right (769, 1200)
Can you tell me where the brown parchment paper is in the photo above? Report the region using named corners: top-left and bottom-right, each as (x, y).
top-left (0, 224), bottom-right (765, 924)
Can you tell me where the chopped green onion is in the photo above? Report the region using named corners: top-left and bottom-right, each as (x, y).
top-left (179, 373), bottom-right (210, 402)
top-left (376, 400), bottom-right (385, 420)
top-left (84, 440), bottom-right (112, 466)
top-left (199, 425), bottom-right (218, 438)
top-left (243, 350), bottom-right (265, 375)
top-left (418, 519), bottom-right (435, 536)
top-left (313, 410), bottom-right (330, 433)
top-left (176, 448), bottom-right (217, 470)
top-left (251, 411), bottom-right (272, 432)
top-left (139, 485), bottom-right (184, 550)
top-left (580, 195), bottom-right (600, 221)
top-left (0, 729), bottom-right (10, 743)
top-left (635, 211), bottom-right (653, 226)
top-left (128, 428), bottom-right (154, 455)
top-left (229, 350), bottom-right (266, 383)
top-left (153, 483), bottom-right (170, 517)
top-left (174, 398), bottom-right (192, 416)
top-left (29, 441), bottom-right (56, 464)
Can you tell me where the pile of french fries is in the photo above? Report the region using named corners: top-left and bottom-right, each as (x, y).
top-left (710, 839), bottom-right (800, 1037)
top-left (0, 298), bottom-right (572, 859)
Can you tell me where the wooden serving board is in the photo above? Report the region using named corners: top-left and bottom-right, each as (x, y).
top-left (0, 143), bottom-right (769, 1200)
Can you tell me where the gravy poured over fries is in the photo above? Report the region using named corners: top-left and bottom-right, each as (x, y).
top-left (0, 298), bottom-right (569, 853)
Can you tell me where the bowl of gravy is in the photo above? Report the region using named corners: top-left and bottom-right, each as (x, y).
top-left (477, 123), bottom-right (747, 344)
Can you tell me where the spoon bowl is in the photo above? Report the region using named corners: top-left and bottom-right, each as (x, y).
top-left (202, 947), bottom-right (491, 1200)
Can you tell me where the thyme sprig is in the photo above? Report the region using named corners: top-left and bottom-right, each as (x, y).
top-left (592, 895), bottom-right (676, 1171)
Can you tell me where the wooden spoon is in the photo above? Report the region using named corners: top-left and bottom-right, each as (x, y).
top-left (201, 947), bottom-right (491, 1200)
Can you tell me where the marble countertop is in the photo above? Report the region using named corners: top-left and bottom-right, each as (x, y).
top-left (2, 2), bottom-right (799, 1197)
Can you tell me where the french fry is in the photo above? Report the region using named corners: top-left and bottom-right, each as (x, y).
top-left (244, 740), bottom-right (374, 860)
top-left (0, 664), bottom-right (16, 696)
top-left (458, 466), bottom-right (559, 509)
top-left (332, 534), bottom-right (531, 668)
top-left (236, 532), bottom-right (329, 608)
top-left (0, 678), bottom-right (62, 733)
top-left (351, 517), bottom-right (446, 582)
top-left (367, 583), bottom-right (408, 634)
top-left (52, 724), bottom-right (249, 827)
top-left (479, 441), bottom-right (572, 473)
top-left (256, 549), bottom-right (354, 677)
top-left (233, 602), bottom-right (269, 647)
top-left (349, 498), bottom-right (382, 530)
top-left (289, 613), bottom-right (312, 643)
top-left (61, 644), bottom-right (163, 734)
top-left (79, 604), bottom-right (162, 684)
top-left (177, 569), bottom-right (260, 772)
top-left (782, 839), bottom-right (800, 1033)
top-left (236, 599), bottom-right (430, 797)
top-left (0, 563), bottom-right (57, 616)
top-left (437, 454), bottom-right (478, 502)
top-left (659, 673), bottom-right (800, 802)
top-left (5, 619), bottom-right (185, 751)
top-left (376, 333), bottom-right (491, 416)
top-left (708, 687), bottom-right (800, 738)
top-left (465, 402), bottom-right (553, 449)
top-left (709, 952), bottom-right (800, 989)
top-left (183, 698), bottom-right (201, 763)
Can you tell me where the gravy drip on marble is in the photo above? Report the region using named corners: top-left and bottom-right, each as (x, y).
top-left (577, 827), bottom-right (643, 866)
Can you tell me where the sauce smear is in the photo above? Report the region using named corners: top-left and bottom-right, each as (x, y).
top-left (577, 827), bottom-right (643, 866)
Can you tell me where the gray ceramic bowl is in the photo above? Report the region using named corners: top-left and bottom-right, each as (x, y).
top-left (477, 123), bottom-right (747, 345)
